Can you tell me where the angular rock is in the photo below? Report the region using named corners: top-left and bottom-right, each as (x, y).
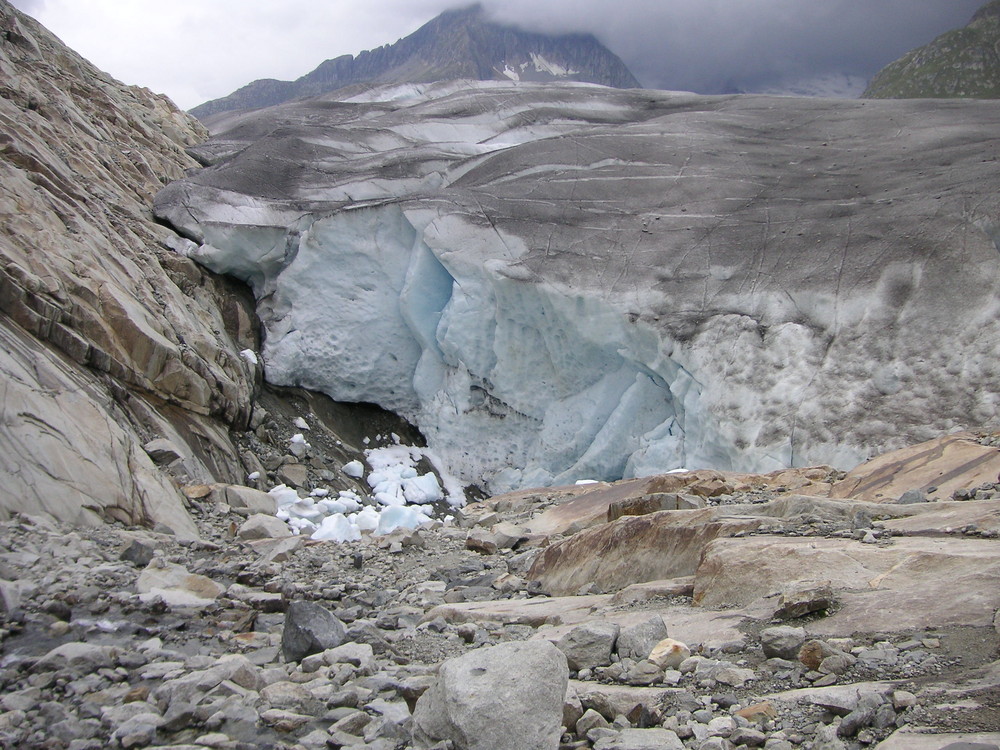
top-left (648, 638), bottom-right (690, 670)
top-left (237, 513), bottom-right (291, 541)
top-left (760, 626), bottom-right (807, 660)
top-left (557, 620), bottom-right (620, 671)
top-left (576, 708), bottom-right (611, 737)
top-left (119, 539), bottom-right (156, 568)
top-left (281, 601), bottom-right (347, 663)
top-left (617, 616), bottom-right (669, 661)
top-left (223, 485), bottom-right (277, 515)
top-left (592, 728), bottom-right (685, 750)
top-left (528, 507), bottom-right (763, 596)
top-left (412, 640), bottom-right (569, 750)
top-left (276, 462), bottom-right (309, 488)
top-left (774, 581), bottom-right (836, 619)
top-left (136, 559), bottom-right (224, 608)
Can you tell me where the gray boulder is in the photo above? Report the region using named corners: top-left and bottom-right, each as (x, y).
top-left (557, 620), bottom-right (620, 671)
top-left (616, 616), bottom-right (668, 661)
top-left (281, 601), bottom-right (347, 662)
top-left (412, 640), bottom-right (569, 750)
top-left (760, 625), bottom-right (807, 660)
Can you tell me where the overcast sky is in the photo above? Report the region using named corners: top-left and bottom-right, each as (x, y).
top-left (11, 0), bottom-right (987, 110)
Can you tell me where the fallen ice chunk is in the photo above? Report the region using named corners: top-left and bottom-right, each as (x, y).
top-left (376, 505), bottom-right (431, 535)
top-left (343, 460), bottom-right (365, 478)
top-left (293, 416), bottom-right (310, 430)
top-left (374, 490), bottom-right (406, 507)
top-left (289, 433), bottom-right (308, 445)
top-left (310, 488), bottom-right (330, 497)
top-left (289, 498), bottom-right (323, 519)
top-left (402, 473), bottom-right (443, 504)
top-left (268, 484), bottom-right (300, 508)
top-left (317, 498), bottom-right (349, 514)
top-left (247, 471), bottom-right (260, 481)
top-left (239, 349), bottom-right (258, 365)
top-left (354, 506), bottom-right (380, 531)
top-left (312, 513), bottom-right (361, 543)
top-left (288, 516), bottom-right (318, 536)
top-left (338, 490), bottom-right (363, 512)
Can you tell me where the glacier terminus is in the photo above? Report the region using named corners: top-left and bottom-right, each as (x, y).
top-left (155, 81), bottom-right (1000, 494)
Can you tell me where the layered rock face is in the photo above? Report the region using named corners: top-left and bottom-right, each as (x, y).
top-left (0, 1), bottom-right (259, 533)
top-left (191, 5), bottom-right (641, 121)
top-left (864, 0), bottom-right (1000, 98)
top-left (156, 81), bottom-right (1000, 494)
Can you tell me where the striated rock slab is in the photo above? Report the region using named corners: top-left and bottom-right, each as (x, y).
top-left (693, 536), bottom-right (1000, 632)
top-left (527, 507), bottom-right (763, 596)
top-left (882, 498), bottom-right (1000, 536)
top-left (0, 321), bottom-right (197, 536)
top-left (0, 1), bottom-right (260, 528)
top-left (830, 433), bottom-right (1000, 503)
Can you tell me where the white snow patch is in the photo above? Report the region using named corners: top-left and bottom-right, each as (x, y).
top-left (527, 53), bottom-right (579, 77)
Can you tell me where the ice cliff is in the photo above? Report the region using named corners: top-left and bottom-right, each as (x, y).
top-left (155, 81), bottom-right (1000, 493)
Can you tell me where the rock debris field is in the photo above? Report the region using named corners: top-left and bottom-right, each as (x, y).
top-left (1, 400), bottom-right (999, 750)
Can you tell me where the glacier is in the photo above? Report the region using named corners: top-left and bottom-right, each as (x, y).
top-left (156, 81), bottom-right (1000, 494)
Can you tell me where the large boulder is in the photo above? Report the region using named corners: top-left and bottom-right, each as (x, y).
top-left (411, 640), bottom-right (569, 750)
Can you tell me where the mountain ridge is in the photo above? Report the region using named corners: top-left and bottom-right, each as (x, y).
top-left (190, 5), bottom-right (641, 121)
top-left (863, 0), bottom-right (1000, 98)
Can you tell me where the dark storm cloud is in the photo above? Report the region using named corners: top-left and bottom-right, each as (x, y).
top-left (12, 0), bottom-right (991, 109)
top-left (481, 0), bottom-right (987, 93)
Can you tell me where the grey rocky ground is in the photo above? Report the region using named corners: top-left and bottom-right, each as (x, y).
top-left (1, 403), bottom-right (998, 750)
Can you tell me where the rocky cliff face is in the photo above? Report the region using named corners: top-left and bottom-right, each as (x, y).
top-left (864, 0), bottom-right (1000, 98)
top-left (0, 0), bottom-right (261, 535)
top-left (156, 81), bottom-right (1000, 495)
top-left (190, 5), bottom-right (640, 121)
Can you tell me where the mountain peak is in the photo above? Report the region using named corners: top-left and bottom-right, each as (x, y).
top-left (190, 7), bottom-right (640, 120)
top-left (863, 0), bottom-right (1000, 98)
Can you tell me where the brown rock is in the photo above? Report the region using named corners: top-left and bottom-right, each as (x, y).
top-left (774, 581), bottom-right (836, 619)
top-left (799, 640), bottom-right (840, 671)
top-left (238, 514), bottom-right (291, 541)
top-left (607, 492), bottom-right (704, 522)
top-left (276, 462), bottom-right (309, 488)
top-left (692, 536), bottom-right (1000, 633)
top-left (831, 433), bottom-right (1000, 503)
top-left (736, 702), bottom-right (778, 724)
top-left (528, 508), bottom-right (762, 596)
top-left (648, 638), bottom-right (690, 670)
